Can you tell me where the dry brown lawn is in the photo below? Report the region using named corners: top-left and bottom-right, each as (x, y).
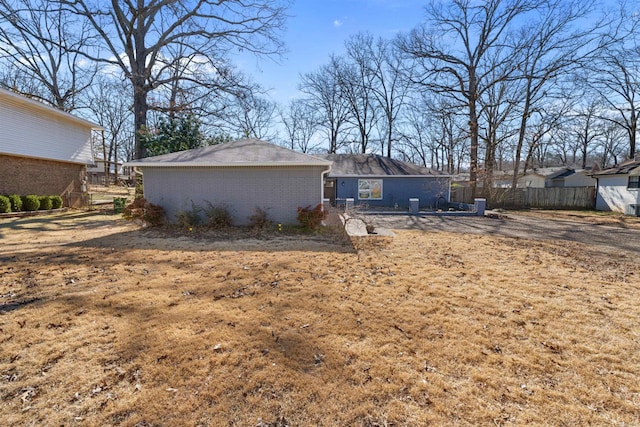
top-left (0, 211), bottom-right (638, 426)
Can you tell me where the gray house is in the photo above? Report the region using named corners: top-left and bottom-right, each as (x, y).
top-left (126, 139), bottom-right (332, 225)
top-left (319, 154), bottom-right (450, 209)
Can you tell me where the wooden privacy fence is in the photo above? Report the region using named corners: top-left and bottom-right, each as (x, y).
top-left (451, 187), bottom-right (596, 210)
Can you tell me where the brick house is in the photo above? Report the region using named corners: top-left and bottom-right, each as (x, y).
top-left (0, 87), bottom-right (101, 207)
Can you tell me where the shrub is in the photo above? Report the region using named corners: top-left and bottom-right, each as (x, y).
top-left (297, 204), bottom-right (327, 230)
top-left (175, 201), bottom-right (202, 228)
top-left (38, 196), bottom-right (53, 210)
top-left (248, 207), bottom-right (272, 229)
top-left (122, 197), bottom-right (165, 226)
top-left (8, 194), bottom-right (22, 211)
top-left (0, 195), bottom-right (10, 213)
top-left (202, 201), bottom-right (232, 229)
top-left (21, 195), bottom-right (40, 211)
top-left (51, 195), bottom-right (63, 209)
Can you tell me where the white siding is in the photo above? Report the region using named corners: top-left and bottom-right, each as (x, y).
top-left (0, 94), bottom-right (93, 164)
top-left (142, 166), bottom-right (327, 225)
top-left (596, 175), bottom-right (640, 213)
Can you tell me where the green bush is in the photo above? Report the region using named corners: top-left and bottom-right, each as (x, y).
top-left (38, 196), bottom-right (53, 210)
top-left (297, 204), bottom-right (327, 230)
top-left (8, 194), bottom-right (22, 211)
top-left (21, 195), bottom-right (40, 211)
top-left (51, 195), bottom-right (63, 209)
top-left (0, 195), bottom-right (10, 213)
top-left (202, 201), bottom-right (232, 229)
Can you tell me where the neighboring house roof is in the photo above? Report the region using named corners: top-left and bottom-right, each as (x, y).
top-left (551, 169), bottom-right (577, 180)
top-left (125, 138), bottom-right (332, 168)
top-left (592, 159), bottom-right (640, 177)
top-left (0, 86), bottom-right (102, 130)
top-left (318, 153), bottom-right (444, 177)
top-left (523, 167), bottom-right (571, 179)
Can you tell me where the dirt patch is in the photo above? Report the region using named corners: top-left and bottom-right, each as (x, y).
top-left (1, 211), bottom-right (638, 426)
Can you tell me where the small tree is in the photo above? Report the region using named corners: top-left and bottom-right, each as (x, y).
top-left (140, 114), bottom-right (208, 157)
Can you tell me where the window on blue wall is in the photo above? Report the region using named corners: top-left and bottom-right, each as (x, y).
top-left (629, 175), bottom-right (640, 189)
top-left (358, 179), bottom-right (383, 200)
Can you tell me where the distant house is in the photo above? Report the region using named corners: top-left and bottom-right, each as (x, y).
top-left (318, 153), bottom-right (450, 209)
top-left (87, 158), bottom-right (124, 185)
top-left (592, 159), bottom-right (640, 216)
top-left (125, 139), bottom-right (332, 225)
top-left (517, 167), bottom-right (596, 188)
top-left (0, 87), bottom-right (100, 207)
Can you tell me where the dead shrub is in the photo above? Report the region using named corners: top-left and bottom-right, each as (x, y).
top-left (297, 204), bottom-right (327, 230)
top-left (202, 201), bottom-right (233, 229)
top-left (122, 197), bottom-right (165, 226)
top-left (248, 207), bottom-right (272, 229)
top-left (175, 201), bottom-right (202, 228)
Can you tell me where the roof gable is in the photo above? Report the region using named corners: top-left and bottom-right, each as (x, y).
top-left (319, 153), bottom-right (444, 176)
top-left (126, 138), bottom-right (332, 167)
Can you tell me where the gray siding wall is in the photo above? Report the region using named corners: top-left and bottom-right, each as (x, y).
top-left (142, 165), bottom-right (327, 225)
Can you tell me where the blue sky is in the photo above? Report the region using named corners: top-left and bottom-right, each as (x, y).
top-left (237, 0), bottom-right (428, 105)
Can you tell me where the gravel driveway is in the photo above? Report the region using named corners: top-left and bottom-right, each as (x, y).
top-left (365, 212), bottom-right (640, 255)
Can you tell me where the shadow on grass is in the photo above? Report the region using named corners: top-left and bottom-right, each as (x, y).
top-left (0, 210), bottom-right (118, 235)
top-left (0, 297), bottom-right (41, 313)
top-left (64, 226), bottom-right (355, 254)
top-left (368, 214), bottom-right (640, 254)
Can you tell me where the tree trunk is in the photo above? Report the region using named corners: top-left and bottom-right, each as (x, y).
top-left (630, 110), bottom-right (637, 158)
top-left (469, 103), bottom-right (479, 199)
top-left (133, 83), bottom-right (148, 160)
top-left (512, 78), bottom-right (532, 189)
top-left (468, 70), bottom-right (479, 198)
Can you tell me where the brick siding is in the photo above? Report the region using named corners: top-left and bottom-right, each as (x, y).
top-left (0, 154), bottom-right (87, 207)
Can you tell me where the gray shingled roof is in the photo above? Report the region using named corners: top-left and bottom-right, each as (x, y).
top-left (524, 166), bottom-right (571, 178)
top-left (318, 153), bottom-right (444, 176)
top-left (592, 158), bottom-right (640, 176)
top-left (125, 138), bottom-right (332, 167)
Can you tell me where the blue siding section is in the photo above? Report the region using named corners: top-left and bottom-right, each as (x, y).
top-left (335, 177), bottom-right (450, 208)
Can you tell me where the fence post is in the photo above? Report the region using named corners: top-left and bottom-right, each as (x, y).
top-left (474, 198), bottom-right (486, 216)
top-left (345, 198), bottom-right (354, 212)
top-left (409, 198), bottom-right (419, 215)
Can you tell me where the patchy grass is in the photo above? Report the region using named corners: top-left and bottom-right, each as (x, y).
top-left (511, 209), bottom-right (640, 230)
top-left (0, 212), bottom-right (638, 426)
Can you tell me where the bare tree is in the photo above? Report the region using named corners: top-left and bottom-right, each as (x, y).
top-left (365, 34), bottom-right (413, 158)
top-left (0, 0), bottom-right (97, 111)
top-left (509, 0), bottom-right (606, 188)
top-left (335, 47), bottom-right (378, 154)
top-left (60, 0), bottom-right (289, 159)
top-left (87, 77), bottom-right (134, 183)
top-left (399, 94), bottom-right (467, 173)
top-left (597, 120), bottom-right (627, 167)
top-left (299, 62), bottom-right (351, 153)
top-left (573, 99), bottom-right (606, 168)
top-left (279, 99), bottom-right (320, 153)
top-left (589, 48), bottom-right (640, 160)
top-left (222, 91), bottom-right (277, 140)
top-left (399, 0), bottom-right (541, 197)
